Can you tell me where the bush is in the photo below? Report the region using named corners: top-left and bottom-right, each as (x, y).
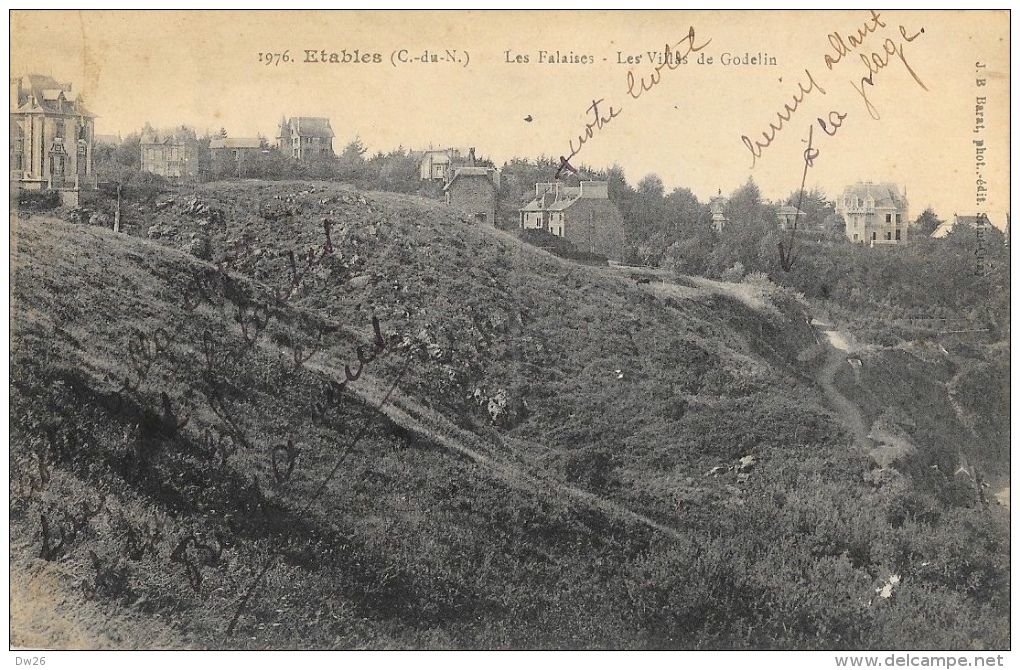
top-left (123, 172), bottom-right (171, 202)
top-left (16, 189), bottom-right (61, 212)
top-left (517, 228), bottom-right (608, 265)
top-left (720, 262), bottom-right (745, 282)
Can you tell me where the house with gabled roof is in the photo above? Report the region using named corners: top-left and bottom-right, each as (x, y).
top-left (777, 204), bottom-right (807, 231)
top-left (419, 147), bottom-right (463, 181)
top-left (140, 127), bottom-right (201, 180)
top-left (10, 74), bottom-right (96, 189)
top-left (444, 164), bottom-right (500, 225)
top-left (210, 136), bottom-right (266, 178)
top-left (211, 136), bottom-right (265, 162)
top-left (837, 181), bottom-right (909, 245)
top-left (420, 146), bottom-right (491, 183)
top-left (519, 180), bottom-right (625, 261)
top-left (931, 213), bottom-right (993, 239)
top-left (276, 116), bottom-right (334, 160)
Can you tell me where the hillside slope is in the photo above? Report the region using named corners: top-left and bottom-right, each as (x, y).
top-left (90, 181), bottom-right (841, 518)
top-left (9, 183), bottom-right (1009, 649)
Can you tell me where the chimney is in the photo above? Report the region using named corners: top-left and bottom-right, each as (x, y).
top-left (467, 147), bottom-right (476, 166)
top-left (10, 77), bottom-right (21, 111)
top-left (579, 181), bottom-right (608, 199)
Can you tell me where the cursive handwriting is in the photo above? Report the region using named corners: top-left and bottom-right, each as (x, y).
top-left (626, 28), bottom-right (712, 100)
top-left (562, 97), bottom-right (623, 168)
top-left (850, 24), bottom-right (927, 120)
top-left (335, 315), bottom-right (388, 385)
top-left (741, 69), bottom-right (827, 168)
top-left (823, 11), bottom-right (887, 70)
top-left (779, 110), bottom-right (847, 271)
top-left (554, 27), bottom-right (710, 178)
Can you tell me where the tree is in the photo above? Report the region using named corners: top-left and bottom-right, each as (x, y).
top-left (336, 138), bottom-right (368, 183)
top-left (714, 177), bottom-right (780, 274)
top-left (113, 132), bottom-right (141, 169)
top-left (496, 156), bottom-right (563, 229)
top-left (912, 207), bottom-right (944, 238)
top-left (211, 151), bottom-right (237, 181)
top-left (616, 172), bottom-right (667, 264)
top-left (661, 187), bottom-right (712, 274)
top-left (725, 178), bottom-right (775, 230)
top-left (785, 187), bottom-right (834, 231)
top-left (371, 147), bottom-right (420, 193)
top-left (637, 173), bottom-right (665, 199)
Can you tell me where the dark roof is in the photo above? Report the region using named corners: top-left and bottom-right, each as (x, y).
top-left (279, 117), bottom-right (334, 139)
top-left (139, 129), bottom-right (201, 148)
top-left (520, 182), bottom-right (613, 213)
top-left (953, 214), bottom-right (989, 227)
top-left (12, 74), bottom-right (95, 117)
top-left (443, 167), bottom-right (499, 191)
top-left (840, 182), bottom-right (906, 209)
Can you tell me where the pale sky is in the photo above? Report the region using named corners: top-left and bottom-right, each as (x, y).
top-left (10, 10), bottom-right (1011, 225)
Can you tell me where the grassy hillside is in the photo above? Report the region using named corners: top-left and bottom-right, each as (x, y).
top-left (9, 182), bottom-right (1009, 649)
top-left (833, 341), bottom-right (1011, 495)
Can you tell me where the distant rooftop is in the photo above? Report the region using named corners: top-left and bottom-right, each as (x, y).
top-left (839, 182), bottom-right (907, 209)
top-left (278, 116), bottom-right (334, 139)
top-left (210, 137), bottom-right (263, 149)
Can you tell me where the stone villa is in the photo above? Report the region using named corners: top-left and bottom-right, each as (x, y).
top-left (837, 182), bottom-right (909, 245)
top-left (520, 180), bottom-right (625, 261)
top-left (276, 116), bottom-right (334, 160)
top-left (10, 74), bottom-right (96, 190)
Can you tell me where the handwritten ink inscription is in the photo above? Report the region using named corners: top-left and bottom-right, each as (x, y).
top-left (740, 10), bottom-right (927, 167)
top-left (555, 27), bottom-right (711, 177)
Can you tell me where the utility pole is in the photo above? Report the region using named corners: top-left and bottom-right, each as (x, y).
top-left (114, 183), bottom-right (122, 233)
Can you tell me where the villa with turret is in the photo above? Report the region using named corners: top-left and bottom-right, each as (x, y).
top-left (837, 182), bottom-right (909, 245)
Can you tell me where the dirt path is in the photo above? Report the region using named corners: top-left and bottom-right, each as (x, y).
top-left (306, 358), bottom-right (688, 542)
top-left (811, 322), bottom-right (873, 450)
top-left (817, 346), bottom-right (872, 448)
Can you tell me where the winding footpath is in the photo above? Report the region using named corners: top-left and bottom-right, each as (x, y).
top-left (810, 319), bottom-right (874, 450)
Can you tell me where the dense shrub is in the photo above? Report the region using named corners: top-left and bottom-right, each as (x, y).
top-left (16, 189), bottom-right (61, 212)
top-left (517, 228), bottom-right (608, 265)
top-left (123, 171), bottom-right (171, 202)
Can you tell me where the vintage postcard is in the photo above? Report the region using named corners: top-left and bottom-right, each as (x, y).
top-left (8, 9), bottom-right (1011, 660)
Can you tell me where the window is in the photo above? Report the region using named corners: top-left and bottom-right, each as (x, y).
top-left (871, 232), bottom-right (876, 241)
top-left (896, 213), bottom-right (901, 223)
top-left (895, 229), bottom-right (901, 240)
top-left (885, 214), bottom-right (892, 223)
top-left (11, 138), bottom-right (24, 171)
top-left (853, 234), bottom-right (858, 240)
top-left (885, 231), bottom-right (892, 240)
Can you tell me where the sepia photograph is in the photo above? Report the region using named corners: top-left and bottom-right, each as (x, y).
top-left (7, 9), bottom-right (1012, 661)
